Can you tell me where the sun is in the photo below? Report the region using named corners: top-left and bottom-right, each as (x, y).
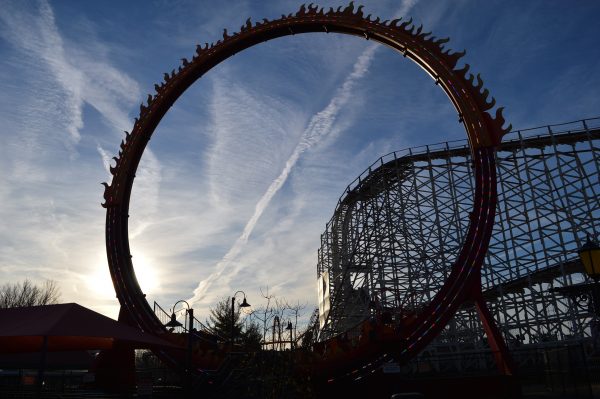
top-left (88, 251), bottom-right (160, 299)
top-left (131, 252), bottom-right (161, 295)
top-left (88, 258), bottom-right (116, 299)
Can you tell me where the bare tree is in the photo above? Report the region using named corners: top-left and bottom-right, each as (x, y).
top-left (0, 279), bottom-right (60, 308)
top-left (283, 299), bottom-right (306, 348)
top-left (248, 286), bottom-right (276, 345)
top-left (247, 288), bottom-right (308, 350)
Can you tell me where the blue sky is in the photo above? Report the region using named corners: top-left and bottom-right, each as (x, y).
top-left (0, 0), bottom-right (599, 321)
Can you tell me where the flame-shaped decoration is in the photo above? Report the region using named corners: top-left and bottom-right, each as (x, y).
top-left (389, 18), bottom-right (401, 27)
top-left (355, 5), bottom-right (364, 17)
top-left (495, 107), bottom-right (512, 134)
top-left (101, 182), bottom-right (110, 208)
top-left (297, 4), bottom-right (307, 17)
top-left (399, 17), bottom-right (412, 30)
top-left (130, 0), bottom-right (505, 146)
top-left (342, 1), bottom-right (354, 15)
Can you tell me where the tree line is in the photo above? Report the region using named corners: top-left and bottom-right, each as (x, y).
top-left (206, 286), bottom-right (316, 350)
top-left (0, 279), bottom-right (318, 350)
top-left (0, 279), bottom-right (60, 308)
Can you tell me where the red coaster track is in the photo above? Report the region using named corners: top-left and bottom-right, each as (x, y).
top-left (102, 2), bottom-right (513, 380)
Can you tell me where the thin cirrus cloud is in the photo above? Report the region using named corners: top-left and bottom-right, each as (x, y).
top-left (187, 0), bottom-right (420, 308)
top-left (3, 0), bottom-right (599, 322)
top-left (0, 0), bottom-right (436, 322)
top-left (204, 77), bottom-right (307, 210)
top-left (0, 0), bottom-right (139, 143)
top-left (0, 0), bottom-right (155, 317)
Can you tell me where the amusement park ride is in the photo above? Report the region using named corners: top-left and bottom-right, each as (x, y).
top-left (100, 1), bottom-right (527, 393)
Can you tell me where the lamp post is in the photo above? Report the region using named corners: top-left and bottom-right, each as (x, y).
top-left (231, 291), bottom-right (250, 346)
top-left (164, 300), bottom-right (194, 396)
top-left (549, 234), bottom-right (600, 348)
top-left (575, 234), bottom-right (600, 318)
top-left (580, 235), bottom-right (600, 351)
top-left (286, 321), bottom-right (294, 349)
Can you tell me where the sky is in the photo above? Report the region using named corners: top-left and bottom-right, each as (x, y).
top-left (0, 0), bottom-right (599, 323)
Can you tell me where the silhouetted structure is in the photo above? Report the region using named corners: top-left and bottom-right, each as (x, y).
top-left (101, 3), bottom-right (513, 383)
top-left (315, 118), bottom-right (600, 391)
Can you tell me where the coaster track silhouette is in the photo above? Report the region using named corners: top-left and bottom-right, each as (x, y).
top-left (102, 2), bottom-right (512, 380)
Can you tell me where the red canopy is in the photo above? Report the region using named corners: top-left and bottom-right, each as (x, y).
top-left (0, 303), bottom-right (178, 353)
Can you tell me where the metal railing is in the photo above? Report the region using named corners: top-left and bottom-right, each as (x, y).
top-left (338, 117), bottom-right (600, 206)
top-left (153, 301), bottom-right (227, 344)
top-left (403, 343), bottom-right (597, 398)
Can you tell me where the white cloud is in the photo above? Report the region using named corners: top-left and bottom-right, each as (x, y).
top-left (0, 0), bottom-right (139, 145)
top-left (204, 77), bottom-right (307, 209)
top-left (0, 0), bottom-right (142, 318)
top-left (96, 145), bottom-right (112, 177)
top-left (187, 0), bottom-right (419, 308)
top-left (8, 0), bottom-right (574, 327)
top-left (130, 149), bottom-right (163, 239)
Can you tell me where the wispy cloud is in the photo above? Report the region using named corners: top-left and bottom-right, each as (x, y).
top-left (97, 145), bottom-right (112, 177)
top-left (1, 0), bottom-right (596, 324)
top-left (0, 1), bottom-right (83, 144)
top-left (204, 77), bottom-right (307, 209)
top-left (129, 149), bottom-right (163, 239)
top-left (0, 0), bottom-right (139, 145)
top-left (188, 0), bottom-right (419, 306)
top-left (0, 0), bottom-right (144, 318)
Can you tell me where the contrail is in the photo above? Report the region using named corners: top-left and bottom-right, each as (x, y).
top-left (188, 0), bottom-right (418, 305)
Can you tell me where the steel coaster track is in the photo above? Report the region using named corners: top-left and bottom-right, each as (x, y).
top-left (102, 2), bottom-right (512, 381)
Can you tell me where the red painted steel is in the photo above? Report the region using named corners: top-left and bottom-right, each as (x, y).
top-left (102, 2), bottom-right (512, 380)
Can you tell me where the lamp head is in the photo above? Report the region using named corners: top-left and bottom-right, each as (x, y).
top-left (580, 234), bottom-right (600, 281)
top-left (165, 312), bottom-right (183, 328)
top-left (286, 321), bottom-right (293, 330)
top-left (239, 297), bottom-right (251, 308)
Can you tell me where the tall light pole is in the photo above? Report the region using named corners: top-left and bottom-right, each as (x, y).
top-left (550, 234), bottom-right (600, 351)
top-left (231, 291), bottom-right (251, 347)
top-left (286, 320), bottom-right (294, 350)
top-left (164, 300), bottom-right (194, 396)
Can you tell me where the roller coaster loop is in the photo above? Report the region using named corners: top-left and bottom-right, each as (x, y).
top-left (102, 2), bottom-right (514, 381)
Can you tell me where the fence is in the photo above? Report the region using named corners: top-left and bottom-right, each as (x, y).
top-left (401, 343), bottom-right (600, 398)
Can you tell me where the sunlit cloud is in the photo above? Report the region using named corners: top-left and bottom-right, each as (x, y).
top-left (1, 0), bottom-right (599, 323)
top-left (0, 0), bottom-right (142, 318)
top-left (187, 0), bottom-right (420, 308)
top-left (0, 0), bottom-right (139, 145)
